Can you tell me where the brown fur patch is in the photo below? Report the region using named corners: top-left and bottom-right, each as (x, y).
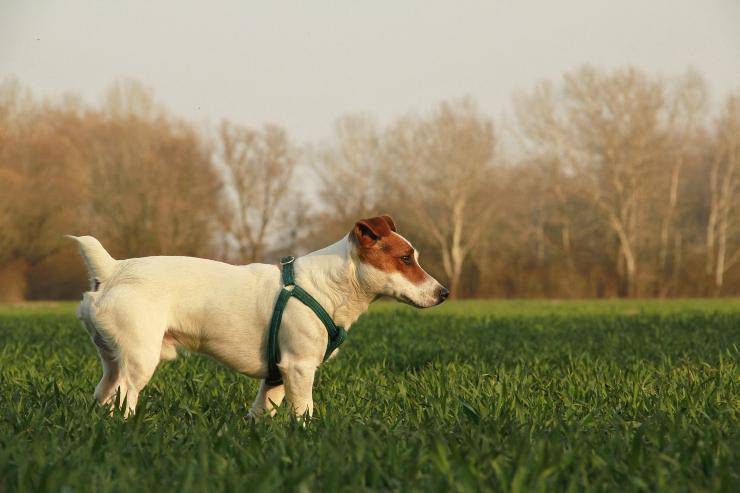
top-left (351, 216), bottom-right (427, 285)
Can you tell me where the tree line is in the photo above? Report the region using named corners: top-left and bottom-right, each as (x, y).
top-left (1, 66), bottom-right (738, 301)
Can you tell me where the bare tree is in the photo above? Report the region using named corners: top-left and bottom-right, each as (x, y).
top-left (653, 71), bottom-right (707, 296)
top-left (217, 121), bottom-right (296, 263)
top-left (706, 92), bottom-right (740, 295)
top-left (515, 67), bottom-right (694, 297)
top-left (382, 100), bottom-right (499, 298)
top-left (0, 79), bottom-right (88, 300)
top-left (87, 80), bottom-right (223, 259)
top-left (305, 115), bottom-right (382, 248)
top-left (514, 81), bottom-right (584, 291)
top-left (316, 115), bottom-right (381, 220)
top-left (568, 67), bottom-right (674, 297)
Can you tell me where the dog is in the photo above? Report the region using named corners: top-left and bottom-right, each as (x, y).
top-left (68, 215), bottom-right (448, 417)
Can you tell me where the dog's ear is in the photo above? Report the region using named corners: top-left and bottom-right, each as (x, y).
top-left (381, 214), bottom-right (396, 232)
top-left (353, 216), bottom-right (393, 248)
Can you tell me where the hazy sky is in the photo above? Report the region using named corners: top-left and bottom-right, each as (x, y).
top-left (2, 0), bottom-right (738, 143)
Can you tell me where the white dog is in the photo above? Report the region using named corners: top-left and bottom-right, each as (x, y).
top-left (68, 215), bottom-right (448, 417)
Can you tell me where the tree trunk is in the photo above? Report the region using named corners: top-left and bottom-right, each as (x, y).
top-left (448, 269), bottom-right (461, 300)
top-left (658, 160), bottom-right (681, 289)
top-left (625, 251), bottom-right (637, 298)
top-left (714, 208), bottom-right (729, 296)
top-left (441, 244), bottom-right (464, 299)
top-left (706, 157), bottom-right (719, 278)
top-left (610, 215), bottom-right (638, 297)
top-left (445, 196), bottom-right (466, 299)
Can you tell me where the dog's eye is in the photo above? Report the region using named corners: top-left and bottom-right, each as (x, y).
top-left (400, 255), bottom-right (412, 265)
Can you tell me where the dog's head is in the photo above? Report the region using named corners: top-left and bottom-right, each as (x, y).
top-left (349, 215), bottom-right (449, 308)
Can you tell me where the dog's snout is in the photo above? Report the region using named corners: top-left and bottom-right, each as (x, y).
top-left (437, 286), bottom-right (450, 303)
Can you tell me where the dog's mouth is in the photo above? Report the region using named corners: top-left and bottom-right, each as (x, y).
top-left (398, 294), bottom-right (424, 308)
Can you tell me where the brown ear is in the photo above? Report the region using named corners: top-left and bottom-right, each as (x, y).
top-left (353, 216), bottom-right (393, 247)
top-left (381, 214), bottom-right (396, 232)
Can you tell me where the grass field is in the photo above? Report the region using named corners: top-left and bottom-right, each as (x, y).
top-left (1, 300), bottom-right (738, 492)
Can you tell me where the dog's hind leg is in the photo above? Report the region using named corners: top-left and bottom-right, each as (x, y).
top-left (92, 332), bottom-right (122, 406)
top-left (248, 380), bottom-right (286, 418)
top-left (115, 323), bottom-right (166, 417)
top-left (88, 292), bottom-right (167, 417)
top-left (77, 293), bottom-right (122, 407)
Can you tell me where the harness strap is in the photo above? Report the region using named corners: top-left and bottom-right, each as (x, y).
top-left (266, 256), bottom-right (347, 386)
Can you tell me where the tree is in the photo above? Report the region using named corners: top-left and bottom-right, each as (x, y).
top-left (306, 115), bottom-right (382, 249)
top-left (705, 92), bottom-right (740, 295)
top-left (0, 79), bottom-right (88, 300)
top-left (381, 100), bottom-right (499, 298)
top-left (514, 67), bottom-right (707, 297)
top-left (217, 121), bottom-right (297, 263)
top-left (514, 81), bottom-right (585, 294)
top-left (86, 80), bottom-right (223, 259)
top-left (652, 71), bottom-right (707, 296)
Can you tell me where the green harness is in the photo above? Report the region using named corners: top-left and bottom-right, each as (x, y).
top-left (265, 256), bottom-right (347, 386)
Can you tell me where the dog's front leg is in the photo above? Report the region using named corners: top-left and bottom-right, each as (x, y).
top-left (283, 361), bottom-right (317, 418)
top-left (248, 380), bottom-right (285, 418)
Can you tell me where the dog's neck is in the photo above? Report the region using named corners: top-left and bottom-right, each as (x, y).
top-left (294, 235), bottom-right (374, 330)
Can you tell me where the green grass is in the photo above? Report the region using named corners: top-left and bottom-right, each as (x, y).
top-left (372, 297), bottom-right (740, 316)
top-left (1, 300), bottom-right (738, 492)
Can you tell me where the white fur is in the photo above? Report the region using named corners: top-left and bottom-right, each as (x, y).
top-left (68, 233), bottom-right (444, 418)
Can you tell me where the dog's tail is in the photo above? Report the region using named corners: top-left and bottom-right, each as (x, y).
top-left (65, 235), bottom-right (117, 290)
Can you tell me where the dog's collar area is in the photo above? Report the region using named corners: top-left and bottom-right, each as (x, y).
top-left (266, 256), bottom-right (347, 386)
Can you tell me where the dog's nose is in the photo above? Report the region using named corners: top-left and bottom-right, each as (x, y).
top-left (438, 286), bottom-right (450, 302)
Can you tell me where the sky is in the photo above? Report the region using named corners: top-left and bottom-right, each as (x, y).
top-left (1, 0), bottom-right (739, 144)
